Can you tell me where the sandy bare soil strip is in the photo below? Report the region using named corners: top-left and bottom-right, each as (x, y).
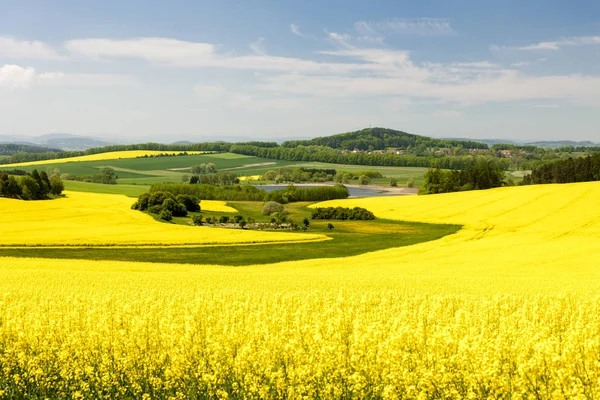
top-left (222, 162), bottom-right (277, 170)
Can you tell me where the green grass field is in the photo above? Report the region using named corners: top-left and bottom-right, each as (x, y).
top-left (8, 152), bottom-right (430, 189)
top-left (0, 200), bottom-right (459, 265)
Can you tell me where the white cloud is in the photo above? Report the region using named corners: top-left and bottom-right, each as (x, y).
top-left (65, 37), bottom-right (215, 65)
top-left (354, 18), bottom-right (456, 37)
top-left (37, 72), bottom-right (137, 87)
top-left (0, 63), bottom-right (136, 90)
top-left (0, 36), bottom-right (60, 60)
top-left (518, 36), bottom-right (600, 51)
top-left (0, 64), bottom-right (36, 89)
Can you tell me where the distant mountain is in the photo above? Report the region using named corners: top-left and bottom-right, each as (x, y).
top-left (0, 133), bottom-right (116, 151)
top-left (526, 140), bottom-right (598, 148)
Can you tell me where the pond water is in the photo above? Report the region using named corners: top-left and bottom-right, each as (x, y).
top-left (252, 184), bottom-right (399, 198)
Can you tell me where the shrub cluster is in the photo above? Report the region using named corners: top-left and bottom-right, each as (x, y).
top-left (311, 207), bottom-right (375, 220)
top-left (0, 169), bottom-right (64, 200)
top-left (136, 152), bottom-right (191, 158)
top-left (132, 192), bottom-right (201, 219)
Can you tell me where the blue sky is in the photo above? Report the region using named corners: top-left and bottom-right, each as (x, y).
top-left (1, 0), bottom-right (600, 142)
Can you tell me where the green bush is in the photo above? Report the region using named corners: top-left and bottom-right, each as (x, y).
top-left (262, 201), bottom-right (284, 215)
top-left (192, 215), bottom-right (203, 225)
top-left (176, 194), bottom-right (201, 212)
top-left (159, 209), bottom-right (173, 221)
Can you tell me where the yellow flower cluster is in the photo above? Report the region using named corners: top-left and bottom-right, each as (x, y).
top-left (0, 150), bottom-right (205, 168)
top-left (1, 181), bottom-right (600, 397)
top-left (0, 191), bottom-right (323, 247)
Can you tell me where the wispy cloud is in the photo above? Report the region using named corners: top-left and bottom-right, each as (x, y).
top-left (249, 37), bottom-right (267, 56)
top-left (290, 24), bottom-right (303, 37)
top-left (354, 18), bottom-right (456, 37)
top-left (518, 36), bottom-right (600, 51)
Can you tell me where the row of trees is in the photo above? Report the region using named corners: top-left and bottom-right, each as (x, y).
top-left (522, 153), bottom-right (600, 185)
top-left (311, 207), bottom-right (375, 220)
top-left (191, 163), bottom-right (217, 174)
top-left (264, 184), bottom-right (349, 203)
top-left (0, 170), bottom-right (64, 200)
top-left (147, 183), bottom-right (350, 203)
top-left (61, 167), bottom-right (118, 184)
top-left (419, 160), bottom-right (506, 194)
top-left (230, 144), bottom-right (510, 170)
top-left (190, 172), bottom-right (238, 186)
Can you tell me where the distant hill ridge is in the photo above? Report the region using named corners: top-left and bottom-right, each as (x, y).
top-left (446, 137), bottom-right (599, 149)
top-left (0, 133), bottom-right (114, 151)
top-left (281, 127), bottom-right (489, 151)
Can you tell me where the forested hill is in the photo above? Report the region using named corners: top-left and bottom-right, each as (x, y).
top-left (281, 128), bottom-right (489, 151)
top-left (0, 144), bottom-right (61, 156)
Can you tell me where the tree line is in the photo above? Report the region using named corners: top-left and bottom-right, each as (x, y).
top-left (419, 160), bottom-right (506, 194)
top-left (230, 144), bottom-right (510, 170)
top-left (146, 183), bottom-right (349, 203)
top-left (0, 169), bottom-right (64, 200)
top-left (522, 153), bottom-right (600, 185)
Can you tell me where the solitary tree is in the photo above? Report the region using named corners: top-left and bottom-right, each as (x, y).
top-left (327, 223), bottom-right (335, 231)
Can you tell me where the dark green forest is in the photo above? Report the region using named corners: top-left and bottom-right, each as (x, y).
top-left (522, 153), bottom-right (600, 185)
top-left (281, 127), bottom-right (488, 150)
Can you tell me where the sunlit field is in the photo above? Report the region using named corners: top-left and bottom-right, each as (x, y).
top-left (1, 182), bottom-right (600, 398)
top-left (0, 191), bottom-right (323, 247)
top-left (0, 150), bottom-right (205, 168)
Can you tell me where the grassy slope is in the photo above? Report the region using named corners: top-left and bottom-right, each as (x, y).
top-left (0, 200), bottom-right (459, 265)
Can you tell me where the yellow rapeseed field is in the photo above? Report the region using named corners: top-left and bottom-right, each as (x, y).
top-left (1, 182), bottom-right (600, 398)
top-left (0, 191), bottom-right (323, 247)
top-left (0, 150), bottom-right (205, 168)
top-left (238, 175), bottom-right (262, 181)
top-left (200, 200), bottom-right (238, 213)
